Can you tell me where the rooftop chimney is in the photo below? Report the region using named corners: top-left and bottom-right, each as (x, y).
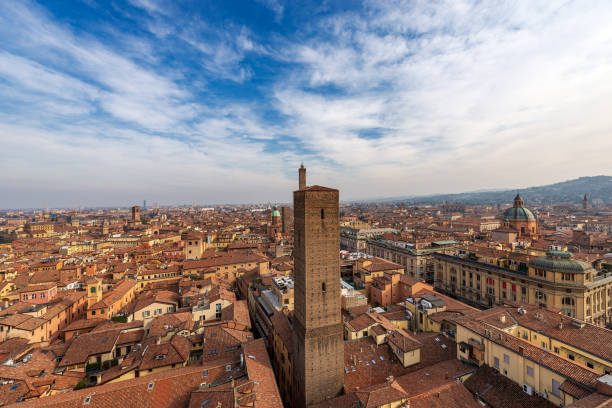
top-left (299, 163), bottom-right (306, 190)
top-left (499, 314), bottom-right (506, 324)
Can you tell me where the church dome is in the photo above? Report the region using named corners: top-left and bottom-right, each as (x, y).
top-left (272, 209), bottom-right (281, 217)
top-left (503, 206), bottom-right (535, 221)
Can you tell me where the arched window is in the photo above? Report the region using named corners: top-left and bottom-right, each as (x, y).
top-left (321, 209), bottom-right (325, 219)
top-left (322, 282), bottom-right (326, 293)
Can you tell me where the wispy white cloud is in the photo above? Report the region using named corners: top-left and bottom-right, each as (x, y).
top-left (0, 1), bottom-right (291, 207)
top-left (256, 0), bottom-right (284, 23)
top-left (273, 0), bottom-right (612, 196)
top-left (0, 1), bottom-right (197, 132)
top-left (1, 0), bottom-right (612, 207)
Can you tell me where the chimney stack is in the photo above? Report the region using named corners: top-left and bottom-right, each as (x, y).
top-left (299, 163), bottom-right (306, 190)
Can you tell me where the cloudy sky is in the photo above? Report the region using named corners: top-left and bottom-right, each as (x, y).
top-left (1, 0), bottom-right (611, 208)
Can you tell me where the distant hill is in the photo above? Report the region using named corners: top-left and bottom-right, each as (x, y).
top-left (399, 176), bottom-right (612, 205)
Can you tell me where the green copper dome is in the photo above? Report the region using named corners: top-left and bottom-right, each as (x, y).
top-left (529, 252), bottom-right (593, 273)
top-left (272, 209), bottom-right (281, 217)
top-left (503, 206), bottom-right (536, 221)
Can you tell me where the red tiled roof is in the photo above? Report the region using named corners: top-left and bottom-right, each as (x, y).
top-left (464, 365), bottom-right (555, 408)
top-left (59, 329), bottom-right (121, 367)
top-left (455, 314), bottom-right (602, 390)
top-left (243, 339), bottom-right (283, 408)
top-left (6, 363), bottom-right (235, 408)
top-left (355, 382), bottom-right (406, 408)
top-left (387, 329), bottom-right (422, 353)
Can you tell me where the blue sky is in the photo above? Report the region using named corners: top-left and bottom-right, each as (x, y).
top-left (1, 0), bottom-right (612, 208)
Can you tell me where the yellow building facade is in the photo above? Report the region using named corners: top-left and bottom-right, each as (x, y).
top-left (434, 251), bottom-right (612, 326)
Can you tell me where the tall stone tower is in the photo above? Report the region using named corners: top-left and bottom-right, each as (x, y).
top-left (299, 163), bottom-right (306, 190)
top-left (280, 206), bottom-right (291, 234)
top-left (131, 205), bottom-right (141, 222)
top-left (583, 194), bottom-right (590, 210)
top-left (292, 165), bottom-right (344, 408)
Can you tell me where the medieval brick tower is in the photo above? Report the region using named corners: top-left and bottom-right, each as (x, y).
top-left (292, 165), bottom-right (344, 408)
top-left (131, 205), bottom-right (140, 222)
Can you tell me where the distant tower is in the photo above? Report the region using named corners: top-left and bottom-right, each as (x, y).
top-left (272, 205), bottom-right (281, 228)
top-left (268, 205), bottom-right (282, 242)
top-left (280, 206), bottom-right (292, 234)
top-left (583, 194), bottom-right (590, 210)
top-left (131, 205), bottom-right (141, 222)
top-left (292, 165), bottom-right (344, 408)
top-left (143, 200), bottom-right (147, 210)
top-left (299, 162), bottom-right (306, 190)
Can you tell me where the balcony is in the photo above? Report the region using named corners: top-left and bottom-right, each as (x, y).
top-left (468, 338), bottom-right (485, 351)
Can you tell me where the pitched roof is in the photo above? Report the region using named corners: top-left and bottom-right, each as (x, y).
top-left (243, 339), bottom-right (283, 408)
top-left (392, 359), bottom-right (476, 396)
top-left (454, 314), bottom-right (602, 390)
top-left (355, 383), bottom-right (406, 408)
top-left (6, 363), bottom-right (235, 408)
top-left (139, 335), bottom-right (191, 370)
top-left (387, 329), bottom-right (423, 353)
top-left (59, 329), bottom-right (121, 367)
top-left (406, 381), bottom-right (482, 408)
top-left (464, 365), bottom-right (555, 408)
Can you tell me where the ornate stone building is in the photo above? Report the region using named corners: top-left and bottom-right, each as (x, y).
top-left (434, 250), bottom-right (612, 326)
top-left (292, 165), bottom-right (344, 408)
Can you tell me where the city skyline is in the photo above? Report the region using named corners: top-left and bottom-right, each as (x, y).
top-left (1, 173), bottom-right (609, 211)
top-left (1, 2), bottom-right (612, 407)
top-left (2, 1), bottom-right (612, 208)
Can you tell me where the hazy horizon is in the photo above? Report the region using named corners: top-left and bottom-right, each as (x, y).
top-left (2, 174), bottom-right (609, 211)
